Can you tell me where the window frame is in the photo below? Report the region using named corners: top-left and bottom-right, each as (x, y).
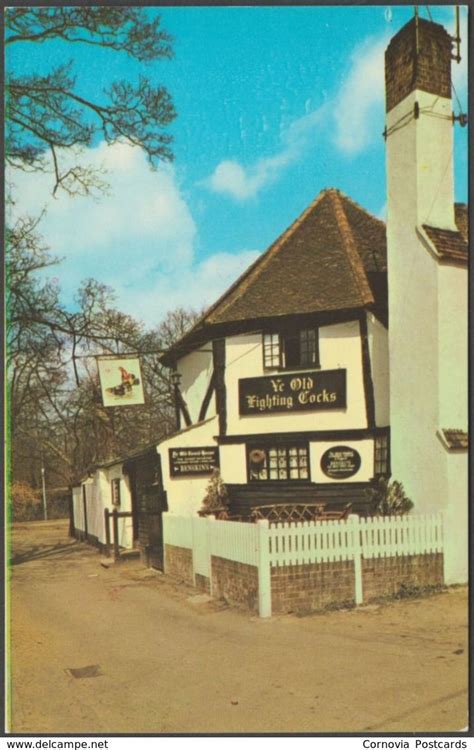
top-left (262, 332), bottom-right (281, 369)
top-left (374, 433), bottom-right (390, 477)
top-left (262, 328), bottom-right (320, 371)
top-left (111, 477), bottom-right (121, 506)
top-left (247, 442), bottom-right (311, 483)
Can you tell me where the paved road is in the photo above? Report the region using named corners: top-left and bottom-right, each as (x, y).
top-left (8, 519), bottom-right (468, 734)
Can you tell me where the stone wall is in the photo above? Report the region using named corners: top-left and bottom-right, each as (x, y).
top-left (164, 544), bottom-right (194, 584)
top-left (211, 556), bottom-right (259, 612)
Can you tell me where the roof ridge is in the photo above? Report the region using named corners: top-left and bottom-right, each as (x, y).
top-left (332, 188), bottom-right (386, 227)
top-left (205, 189), bottom-right (333, 324)
top-left (331, 188), bottom-right (385, 272)
top-left (329, 191), bottom-right (374, 306)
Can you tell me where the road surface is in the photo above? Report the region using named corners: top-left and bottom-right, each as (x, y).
top-left (8, 519), bottom-right (468, 734)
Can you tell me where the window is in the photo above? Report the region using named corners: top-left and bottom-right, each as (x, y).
top-left (263, 333), bottom-right (281, 368)
top-left (111, 478), bottom-right (121, 505)
top-left (263, 329), bottom-right (319, 370)
top-left (248, 445), bottom-right (309, 481)
top-left (374, 434), bottom-right (390, 476)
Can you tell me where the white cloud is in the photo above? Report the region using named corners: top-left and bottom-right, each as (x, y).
top-left (332, 34), bottom-right (390, 155)
top-left (204, 31), bottom-right (391, 200)
top-left (205, 11), bottom-right (470, 201)
top-left (333, 10), bottom-right (468, 154)
top-left (8, 142), bottom-right (260, 326)
top-left (117, 249), bottom-right (259, 324)
top-left (204, 106), bottom-right (327, 200)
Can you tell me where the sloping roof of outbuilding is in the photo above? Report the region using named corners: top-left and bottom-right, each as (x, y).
top-left (422, 203), bottom-right (468, 265)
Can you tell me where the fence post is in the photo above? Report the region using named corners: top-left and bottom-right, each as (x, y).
top-left (208, 515), bottom-right (215, 596)
top-left (191, 515), bottom-right (197, 587)
top-left (257, 519), bottom-right (271, 618)
top-left (350, 515), bottom-right (363, 605)
top-left (104, 508), bottom-right (111, 557)
top-left (112, 508), bottom-right (120, 562)
top-left (162, 512), bottom-right (168, 574)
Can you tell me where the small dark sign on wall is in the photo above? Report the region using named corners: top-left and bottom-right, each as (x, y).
top-left (239, 369), bottom-right (346, 415)
top-left (169, 446), bottom-right (219, 478)
top-left (321, 445), bottom-right (361, 479)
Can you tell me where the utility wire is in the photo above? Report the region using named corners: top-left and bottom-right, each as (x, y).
top-left (451, 80), bottom-right (464, 117)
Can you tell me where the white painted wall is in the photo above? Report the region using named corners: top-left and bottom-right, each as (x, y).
top-left (72, 466), bottom-right (134, 549)
top-left (219, 443), bottom-right (247, 484)
top-left (225, 321), bottom-right (367, 436)
top-left (367, 313), bottom-right (390, 427)
top-left (443, 450), bottom-right (468, 584)
top-left (310, 439), bottom-right (374, 484)
top-left (87, 471), bottom-right (104, 543)
top-left (386, 81), bottom-right (468, 583)
top-left (386, 91), bottom-right (455, 231)
top-left (438, 264), bottom-right (468, 430)
top-left (104, 464), bottom-right (134, 549)
top-left (158, 416), bottom-right (219, 516)
top-left (386, 94), bottom-right (443, 512)
top-left (72, 485), bottom-right (84, 531)
top-left (177, 346), bottom-right (215, 424)
top-left (75, 473), bottom-right (104, 544)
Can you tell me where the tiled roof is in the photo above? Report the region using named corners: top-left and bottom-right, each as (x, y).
top-left (438, 429), bottom-right (468, 450)
top-left (203, 189), bottom-right (385, 325)
top-left (162, 190), bottom-right (387, 365)
top-left (422, 204), bottom-right (468, 265)
top-left (454, 204), bottom-right (468, 242)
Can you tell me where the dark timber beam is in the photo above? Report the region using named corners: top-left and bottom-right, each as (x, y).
top-left (359, 313), bottom-right (376, 429)
top-left (213, 339), bottom-right (227, 435)
top-left (198, 371), bottom-right (216, 423)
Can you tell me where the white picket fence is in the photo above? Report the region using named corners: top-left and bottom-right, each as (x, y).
top-left (163, 512), bottom-right (444, 618)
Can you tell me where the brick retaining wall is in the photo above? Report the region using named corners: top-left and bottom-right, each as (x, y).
top-left (362, 553), bottom-right (444, 601)
top-left (271, 560), bottom-right (356, 614)
top-left (195, 573), bottom-right (211, 594)
top-left (211, 556), bottom-right (259, 612)
top-left (270, 554), bottom-right (443, 614)
top-left (164, 544), bottom-right (194, 584)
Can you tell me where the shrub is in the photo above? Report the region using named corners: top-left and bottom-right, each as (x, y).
top-left (10, 482), bottom-right (42, 521)
top-left (201, 469), bottom-right (229, 513)
top-left (366, 477), bottom-right (414, 516)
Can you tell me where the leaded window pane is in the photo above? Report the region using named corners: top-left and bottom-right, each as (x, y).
top-left (263, 333), bottom-right (281, 368)
top-left (249, 445), bottom-right (309, 482)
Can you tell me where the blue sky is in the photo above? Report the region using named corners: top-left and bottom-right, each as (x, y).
top-left (6, 5), bottom-right (468, 326)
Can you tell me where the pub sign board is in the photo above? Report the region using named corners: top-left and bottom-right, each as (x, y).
top-left (239, 369), bottom-right (346, 415)
top-left (98, 356), bottom-right (145, 407)
top-left (321, 445), bottom-right (361, 479)
top-left (169, 447), bottom-right (219, 478)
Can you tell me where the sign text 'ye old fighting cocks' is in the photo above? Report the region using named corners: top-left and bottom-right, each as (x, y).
top-left (239, 369), bottom-right (346, 415)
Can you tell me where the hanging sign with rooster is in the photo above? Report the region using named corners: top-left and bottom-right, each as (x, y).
top-left (97, 356), bottom-right (145, 407)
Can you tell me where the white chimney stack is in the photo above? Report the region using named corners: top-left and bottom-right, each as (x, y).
top-left (385, 16), bottom-right (456, 231)
top-left (384, 14), bottom-right (468, 585)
